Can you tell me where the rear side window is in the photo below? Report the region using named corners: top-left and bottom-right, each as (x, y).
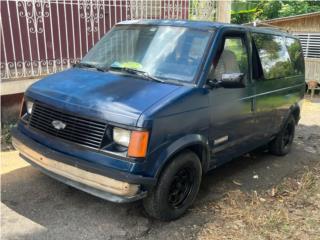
top-left (285, 37), bottom-right (304, 75)
top-left (252, 33), bottom-right (293, 80)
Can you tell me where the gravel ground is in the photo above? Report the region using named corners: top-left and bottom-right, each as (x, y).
top-left (1, 98), bottom-right (319, 240)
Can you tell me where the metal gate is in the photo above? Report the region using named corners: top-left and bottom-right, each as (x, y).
top-left (1, 0), bottom-right (219, 81)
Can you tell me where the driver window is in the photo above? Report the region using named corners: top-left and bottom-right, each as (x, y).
top-left (208, 37), bottom-right (248, 81)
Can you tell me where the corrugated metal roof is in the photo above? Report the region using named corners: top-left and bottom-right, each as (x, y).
top-left (262, 11), bottom-right (320, 23)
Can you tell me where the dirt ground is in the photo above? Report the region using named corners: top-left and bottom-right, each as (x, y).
top-left (1, 98), bottom-right (320, 240)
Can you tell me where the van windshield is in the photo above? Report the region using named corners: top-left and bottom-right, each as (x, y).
top-left (81, 25), bottom-right (212, 83)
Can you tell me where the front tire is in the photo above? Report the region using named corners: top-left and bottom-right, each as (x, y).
top-left (269, 115), bottom-right (296, 156)
top-left (143, 150), bottom-right (202, 221)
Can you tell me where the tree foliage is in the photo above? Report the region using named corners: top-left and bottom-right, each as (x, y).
top-left (231, 0), bottom-right (320, 24)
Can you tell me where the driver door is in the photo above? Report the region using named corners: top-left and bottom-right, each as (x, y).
top-left (207, 30), bottom-right (257, 167)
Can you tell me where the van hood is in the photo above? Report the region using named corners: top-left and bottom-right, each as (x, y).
top-left (26, 68), bottom-right (180, 126)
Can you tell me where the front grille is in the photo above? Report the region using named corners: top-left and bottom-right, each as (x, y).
top-left (29, 102), bottom-right (106, 149)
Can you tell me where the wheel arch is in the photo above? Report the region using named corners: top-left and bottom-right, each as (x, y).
top-left (154, 134), bottom-right (210, 181)
top-left (288, 101), bottom-right (302, 125)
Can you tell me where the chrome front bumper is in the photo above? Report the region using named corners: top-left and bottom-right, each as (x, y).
top-left (12, 128), bottom-right (148, 203)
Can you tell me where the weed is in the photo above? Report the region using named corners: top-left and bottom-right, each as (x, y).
top-left (1, 123), bottom-right (17, 151)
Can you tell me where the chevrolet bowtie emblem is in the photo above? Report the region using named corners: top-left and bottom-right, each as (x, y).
top-left (51, 120), bottom-right (67, 130)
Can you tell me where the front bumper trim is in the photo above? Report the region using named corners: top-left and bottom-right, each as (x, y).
top-left (12, 127), bottom-right (148, 203)
top-left (21, 154), bottom-right (147, 203)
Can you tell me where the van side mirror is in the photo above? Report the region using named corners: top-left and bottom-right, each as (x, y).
top-left (220, 73), bottom-right (245, 88)
top-left (207, 73), bottom-right (245, 89)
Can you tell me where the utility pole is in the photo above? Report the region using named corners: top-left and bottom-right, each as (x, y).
top-left (216, 0), bottom-right (232, 23)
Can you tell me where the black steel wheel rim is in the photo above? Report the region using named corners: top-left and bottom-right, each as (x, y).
top-left (168, 167), bottom-right (195, 208)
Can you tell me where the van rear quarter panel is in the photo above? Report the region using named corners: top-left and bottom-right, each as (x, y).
top-left (255, 75), bottom-right (305, 134)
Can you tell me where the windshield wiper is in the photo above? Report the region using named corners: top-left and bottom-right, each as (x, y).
top-left (109, 66), bottom-right (165, 83)
top-left (73, 62), bottom-right (108, 72)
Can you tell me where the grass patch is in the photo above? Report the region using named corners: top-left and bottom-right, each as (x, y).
top-left (197, 162), bottom-right (320, 239)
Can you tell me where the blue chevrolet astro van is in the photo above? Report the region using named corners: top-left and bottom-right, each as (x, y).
top-left (12, 20), bottom-right (305, 220)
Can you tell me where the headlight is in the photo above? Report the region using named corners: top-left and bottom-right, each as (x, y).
top-left (19, 98), bottom-right (33, 120)
top-left (26, 101), bottom-right (34, 114)
top-left (113, 127), bottom-right (131, 147)
top-left (113, 127), bottom-right (150, 158)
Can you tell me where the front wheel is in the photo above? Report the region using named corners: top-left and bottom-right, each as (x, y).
top-left (143, 150), bottom-right (202, 221)
top-left (269, 115), bottom-right (296, 156)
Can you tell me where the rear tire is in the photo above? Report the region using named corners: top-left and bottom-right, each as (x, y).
top-left (143, 150), bottom-right (202, 221)
top-left (269, 115), bottom-right (296, 156)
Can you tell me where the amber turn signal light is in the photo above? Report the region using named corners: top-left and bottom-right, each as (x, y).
top-left (19, 97), bottom-right (25, 117)
top-left (128, 131), bottom-right (149, 158)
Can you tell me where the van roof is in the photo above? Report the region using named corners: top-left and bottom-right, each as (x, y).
top-left (117, 19), bottom-right (298, 38)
